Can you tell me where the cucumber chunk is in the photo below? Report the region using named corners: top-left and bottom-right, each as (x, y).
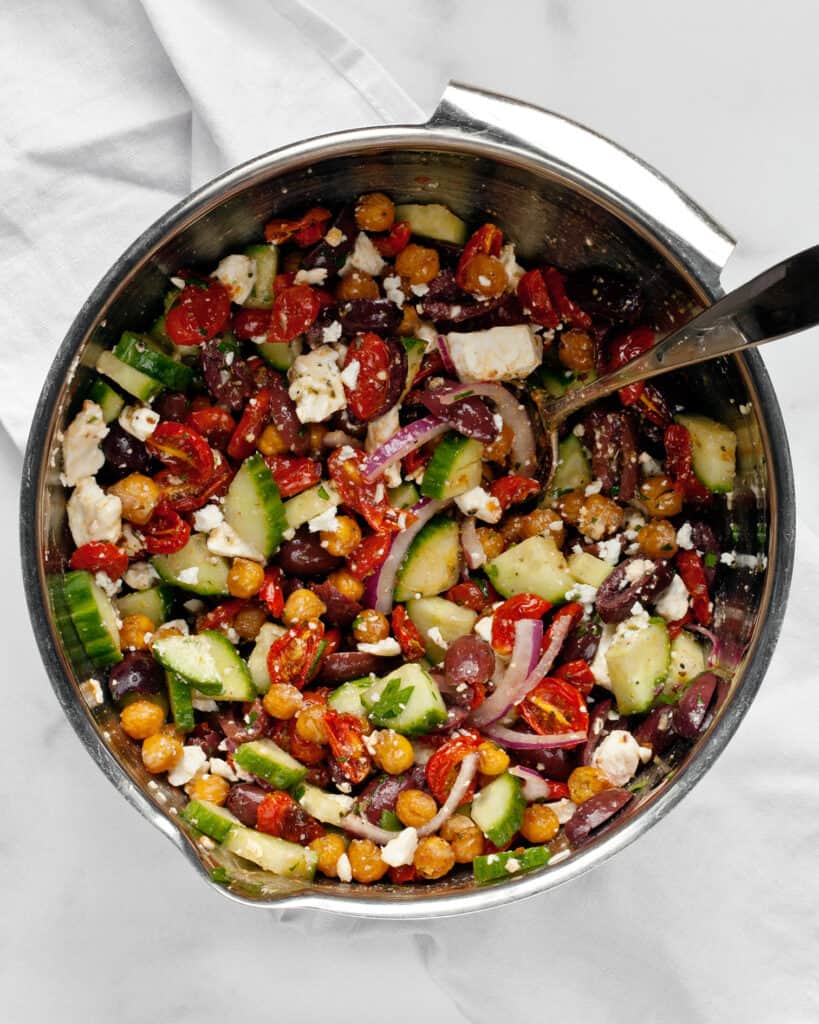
top-left (394, 515), bottom-right (461, 602)
top-left (420, 432), bottom-right (483, 499)
top-left (181, 799), bottom-right (241, 843)
top-left (247, 622), bottom-right (287, 693)
top-left (87, 377), bottom-right (126, 423)
top-left (473, 845), bottom-right (551, 883)
top-left (243, 243), bottom-right (278, 309)
top-left (167, 671), bottom-right (195, 732)
top-left (295, 783), bottom-right (355, 827)
top-left (393, 203), bottom-right (468, 245)
top-left (568, 550), bottom-right (614, 589)
top-left (400, 336), bottom-right (426, 401)
top-left (549, 434), bottom-right (591, 498)
top-left (283, 481), bottom-right (340, 532)
top-left (471, 773), bottom-right (526, 848)
top-left (327, 677), bottom-right (372, 717)
top-left (659, 630), bottom-right (706, 704)
top-left (363, 663), bottom-right (447, 736)
top-left (675, 413), bottom-right (737, 493)
top-left (223, 453), bottom-right (286, 559)
top-left (224, 826), bottom-right (317, 880)
top-left (152, 630), bottom-right (255, 700)
top-left (486, 535), bottom-right (574, 603)
top-left (606, 617), bottom-right (670, 714)
top-left (388, 481), bottom-right (420, 509)
top-left (96, 350), bottom-right (163, 402)
top-left (152, 533), bottom-right (230, 596)
top-left (406, 596), bottom-right (478, 663)
top-left (116, 584), bottom-right (175, 626)
top-left (114, 331), bottom-right (193, 392)
top-left (258, 340), bottom-right (297, 370)
top-left (63, 570), bottom-right (123, 668)
top-left (233, 738), bottom-right (308, 788)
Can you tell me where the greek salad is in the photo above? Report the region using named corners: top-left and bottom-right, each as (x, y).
top-left (59, 191), bottom-right (739, 888)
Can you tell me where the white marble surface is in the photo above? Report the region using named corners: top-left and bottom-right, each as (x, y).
top-left (3, 2), bottom-right (819, 1021)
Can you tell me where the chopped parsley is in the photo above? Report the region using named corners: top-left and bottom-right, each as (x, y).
top-left (369, 677), bottom-right (414, 721)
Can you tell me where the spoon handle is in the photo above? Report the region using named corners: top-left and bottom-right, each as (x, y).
top-left (540, 244), bottom-right (819, 429)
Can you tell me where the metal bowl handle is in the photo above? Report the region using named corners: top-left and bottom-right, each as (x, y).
top-left (427, 81), bottom-right (735, 292)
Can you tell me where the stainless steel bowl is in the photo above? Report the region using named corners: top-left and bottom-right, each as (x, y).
top-left (20, 82), bottom-right (795, 918)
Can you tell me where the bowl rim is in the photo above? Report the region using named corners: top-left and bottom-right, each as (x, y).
top-left (19, 121), bottom-right (795, 919)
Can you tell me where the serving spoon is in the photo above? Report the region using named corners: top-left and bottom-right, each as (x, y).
top-left (532, 244), bottom-right (819, 474)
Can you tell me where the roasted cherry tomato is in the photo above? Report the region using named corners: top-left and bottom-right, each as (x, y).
top-left (185, 406), bottom-right (236, 450)
top-left (541, 602), bottom-right (584, 655)
top-left (226, 387), bottom-right (273, 461)
top-left (402, 446), bottom-right (432, 479)
top-left (142, 502), bottom-right (191, 555)
top-left (346, 532), bottom-right (392, 580)
top-left (328, 448), bottom-right (410, 533)
top-left (667, 608), bottom-right (694, 640)
top-left (389, 864), bottom-right (418, 884)
top-left (491, 593), bottom-right (552, 655)
top-left (543, 267), bottom-right (592, 330)
top-left (285, 691), bottom-right (330, 765)
top-left (676, 549), bottom-right (711, 626)
top-left (342, 333), bottom-right (395, 422)
top-left (256, 791), bottom-right (325, 845)
top-left (324, 710), bottom-right (372, 785)
top-left (165, 279), bottom-right (231, 346)
top-left (373, 220), bottom-right (411, 258)
top-left (517, 269), bottom-right (560, 328)
top-left (425, 729), bottom-right (483, 805)
top-left (266, 621), bottom-right (325, 691)
top-left (607, 326), bottom-right (655, 406)
top-left (155, 454), bottom-right (233, 513)
top-left (410, 350), bottom-right (444, 388)
top-left (195, 599), bottom-right (249, 633)
top-left (456, 223), bottom-right (503, 288)
top-left (233, 307), bottom-right (272, 340)
top-left (636, 382), bottom-right (673, 428)
top-left (268, 285), bottom-right (321, 344)
top-left (146, 421), bottom-right (214, 485)
top-left (263, 455), bottom-right (322, 498)
top-left (518, 678), bottom-right (589, 742)
top-left (258, 567), bottom-right (285, 618)
top-left (392, 605), bottom-right (425, 661)
top-left (445, 579), bottom-right (500, 613)
top-left (664, 424), bottom-right (710, 503)
top-left (264, 207), bottom-right (331, 246)
top-left (553, 659), bottom-right (596, 698)
top-left (489, 475), bottom-right (541, 511)
top-left (69, 541), bottom-right (128, 580)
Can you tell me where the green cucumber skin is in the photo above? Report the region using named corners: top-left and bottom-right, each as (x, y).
top-left (392, 204), bottom-right (468, 246)
top-left (116, 585), bottom-right (175, 626)
top-left (181, 799), bottom-right (239, 843)
top-left (362, 663), bottom-right (448, 736)
top-left (549, 434), bottom-right (591, 498)
top-left (87, 377), bottom-right (126, 423)
top-left (223, 826), bottom-right (317, 881)
top-left (63, 570), bottom-right (123, 668)
top-left (606, 617), bottom-right (671, 715)
top-left (233, 739), bottom-right (308, 789)
top-left (96, 350), bottom-right (164, 402)
top-left (473, 845), bottom-right (551, 883)
top-left (394, 515), bottom-right (461, 602)
top-left (244, 244), bottom-right (278, 309)
top-left (486, 535), bottom-right (574, 604)
top-left (167, 672), bottom-right (195, 733)
top-left (674, 413), bottom-right (737, 493)
top-left (471, 773), bottom-right (526, 848)
top-left (258, 341), bottom-right (296, 370)
top-left (327, 678), bottom-right (372, 717)
top-left (420, 432), bottom-right (483, 500)
top-left (114, 332), bottom-right (193, 392)
top-left (151, 534), bottom-right (230, 596)
top-left (223, 453), bottom-right (286, 559)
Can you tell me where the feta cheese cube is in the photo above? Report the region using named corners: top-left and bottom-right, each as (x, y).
top-left (167, 745), bottom-right (208, 787)
top-left (380, 827), bottom-right (419, 867)
top-left (62, 400), bottom-right (108, 486)
top-left (592, 730), bottom-right (643, 786)
top-left (67, 477), bottom-right (122, 547)
top-left (123, 560), bottom-right (159, 591)
top-left (212, 254), bottom-right (256, 305)
top-left (118, 405), bottom-right (159, 442)
top-left (206, 522), bottom-right (264, 562)
top-left (294, 267), bottom-right (328, 286)
top-left (308, 506), bottom-right (339, 534)
top-left (654, 574), bottom-right (690, 622)
top-left (79, 677), bottom-right (104, 708)
top-left (346, 232), bottom-right (386, 276)
top-left (357, 637), bottom-right (402, 656)
top-left (454, 486), bottom-right (502, 524)
top-left (193, 503), bottom-right (224, 533)
top-left (288, 345), bottom-right (347, 423)
top-left (339, 358), bottom-right (361, 391)
top-left (445, 325), bottom-right (542, 382)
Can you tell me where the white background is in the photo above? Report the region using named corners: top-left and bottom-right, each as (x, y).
top-left (2, 2), bottom-right (818, 1021)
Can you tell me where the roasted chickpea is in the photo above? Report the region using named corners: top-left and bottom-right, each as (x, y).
top-left (262, 682), bottom-right (303, 719)
top-left (398, 304), bottom-right (422, 336)
top-left (568, 765), bottom-right (612, 804)
top-left (484, 423), bottom-right (514, 463)
top-left (637, 518), bottom-right (679, 559)
top-left (555, 488), bottom-right (585, 525)
top-left (395, 789), bottom-right (437, 828)
top-left (187, 773), bottom-right (230, 806)
top-left (521, 803), bottom-right (560, 843)
top-left (310, 833), bottom-right (348, 878)
top-left (520, 508), bottom-right (566, 547)
top-left (336, 269), bottom-right (379, 301)
top-left (141, 731), bottom-right (183, 774)
top-left (352, 609), bottom-right (390, 644)
top-left (413, 836), bottom-right (456, 880)
top-left (326, 568), bottom-right (365, 602)
top-left (354, 192), bottom-right (394, 232)
top-left (499, 515), bottom-right (526, 546)
top-left (640, 474), bottom-right (684, 518)
top-left (153, 623), bottom-right (185, 641)
top-left (476, 527), bottom-right (505, 560)
top-left (119, 613), bottom-right (154, 651)
top-left (374, 731), bottom-right (415, 775)
top-left (577, 493), bottom-right (624, 540)
top-left (558, 329), bottom-right (596, 373)
top-left (308, 424), bottom-right (327, 452)
top-left (348, 839), bottom-right (389, 883)
top-left (120, 699), bottom-right (165, 740)
top-left (283, 588), bottom-right (327, 626)
top-left (395, 244), bottom-right (439, 285)
top-left (108, 473), bottom-right (161, 526)
top-left (233, 604), bottom-right (268, 642)
top-left (459, 253), bottom-right (507, 298)
top-left (321, 515), bottom-right (362, 557)
top-left (439, 814), bottom-right (484, 863)
top-left (228, 557), bottom-right (265, 599)
top-left (478, 741), bottom-right (510, 776)
top-left (257, 423), bottom-right (288, 457)
top-left (295, 703), bottom-right (328, 744)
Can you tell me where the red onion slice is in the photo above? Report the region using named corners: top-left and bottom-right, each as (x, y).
top-left (509, 765), bottom-right (562, 801)
top-left (416, 752), bottom-right (479, 837)
top-left (361, 415), bottom-right (449, 483)
top-left (471, 619), bottom-right (543, 727)
top-left (461, 516), bottom-right (486, 570)
top-left (433, 381), bottom-right (537, 477)
top-left (437, 334), bottom-right (456, 375)
top-left (339, 813), bottom-right (398, 845)
top-left (485, 723), bottom-right (588, 750)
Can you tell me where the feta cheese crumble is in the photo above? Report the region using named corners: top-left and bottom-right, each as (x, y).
top-left (177, 566), bottom-right (200, 585)
top-left (79, 677), bottom-right (104, 708)
top-left (308, 506), bottom-right (339, 534)
top-left (212, 254), bottom-right (256, 305)
top-left (446, 324), bottom-right (542, 383)
top-left (322, 320), bottom-right (343, 344)
top-left (654, 574), bottom-right (690, 622)
top-left (380, 827), bottom-right (419, 867)
top-left (592, 730), bottom-right (643, 786)
top-left (193, 503), bottom-right (224, 533)
top-left (346, 232), bottom-right (386, 276)
top-left (123, 561), bottom-right (159, 591)
top-left (454, 486), bottom-right (503, 524)
top-left (294, 267), bottom-right (328, 286)
top-left (206, 522), bottom-right (264, 562)
top-left (288, 345), bottom-right (347, 423)
top-left (427, 626), bottom-right (448, 650)
top-left (167, 745), bottom-right (208, 787)
top-left (67, 478), bottom-right (122, 547)
top-left (357, 637), bottom-right (402, 657)
top-left (118, 405), bottom-right (159, 442)
top-left (339, 358), bottom-right (361, 391)
top-left (676, 522), bottom-right (694, 550)
top-left (62, 400), bottom-right (108, 486)
top-left (336, 852), bottom-right (353, 882)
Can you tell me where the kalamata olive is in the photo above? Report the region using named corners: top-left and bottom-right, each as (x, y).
top-left (101, 423), bottom-right (150, 473)
top-left (673, 671), bottom-right (718, 739)
top-left (305, 305), bottom-right (341, 348)
top-left (360, 767), bottom-right (427, 824)
top-left (581, 699), bottom-right (613, 766)
top-left (186, 722), bottom-right (223, 757)
top-left (632, 705), bottom-right (675, 756)
top-left (339, 299), bottom-right (402, 336)
top-left (431, 705), bottom-right (471, 731)
top-left (690, 521), bottom-right (721, 587)
top-left (153, 391), bottom-right (190, 423)
top-left (471, 293), bottom-right (527, 331)
top-left (444, 635), bottom-right (495, 690)
top-left (561, 620), bottom-right (602, 664)
top-left (420, 295), bottom-right (504, 324)
top-left (419, 391), bottom-right (499, 443)
top-left (316, 651), bottom-right (399, 685)
top-left (595, 556), bottom-right (674, 623)
top-left (305, 764), bottom-right (331, 788)
top-left (225, 783), bottom-right (268, 827)
top-left (301, 207), bottom-right (356, 275)
top-left (564, 787), bottom-right (633, 845)
top-left (565, 267), bottom-right (644, 323)
top-left (359, 337), bottom-right (407, 422)
top-left (107, 650), bottom-right (163, 704)
top-left (585, 409), bottom-right (638, 500)
top-left (515, 746), bottom-right (574, 781)
top-left (217, 699), bottom-right (269, 744)
top-left (308, 582), bottom-right (362, 627)
top-left (267, 374), bottom-right (310, 455)
top-left (200, 336), bottom-right (255, 412)
top-left (276, 530), bottom-right (342, 577)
